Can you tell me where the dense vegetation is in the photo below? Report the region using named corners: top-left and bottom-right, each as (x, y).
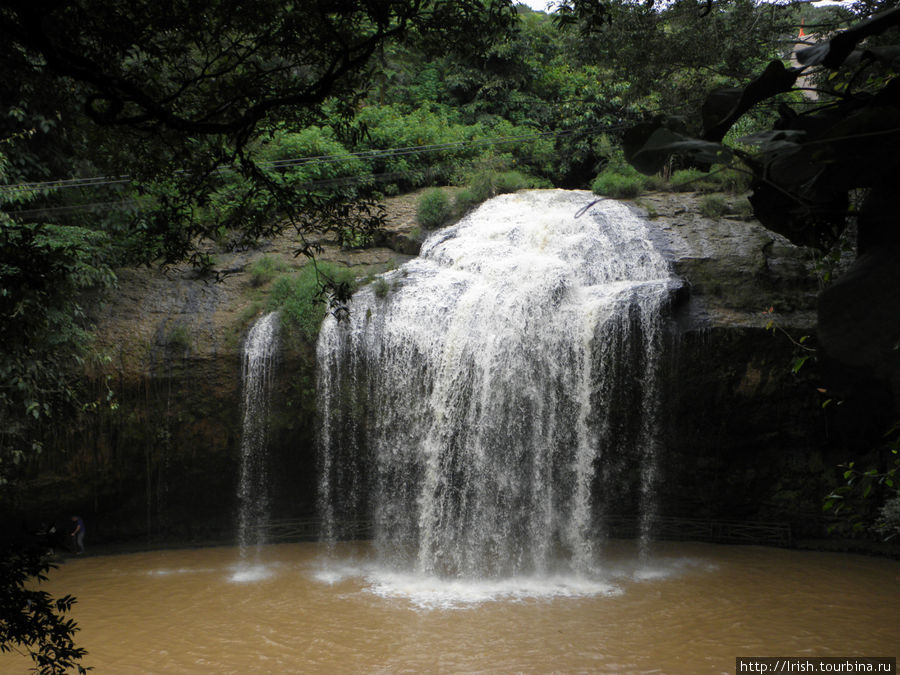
top-left (615, 0), bottom-right (900, 540)
top-left (1, 0), bottom-right (896, 668)
top-left (0, 0), bottom-right (808, 483)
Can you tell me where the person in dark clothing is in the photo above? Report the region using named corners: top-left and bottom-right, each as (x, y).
top-left (70, 515), bottom-right (85, 554)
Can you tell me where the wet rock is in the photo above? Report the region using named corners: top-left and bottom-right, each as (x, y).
top-left (635, 192), bottom-right (819, 331)
top-left (818, 246), bottom-right (900, 403)
top-left (8, 189), bottom-right (886, 545)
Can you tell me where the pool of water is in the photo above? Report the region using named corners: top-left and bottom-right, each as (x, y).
top-left (5, 541), bottom-right (897, 673)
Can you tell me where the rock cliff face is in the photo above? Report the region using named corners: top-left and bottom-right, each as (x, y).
top-left (8, 189), bottom-right (888, 545)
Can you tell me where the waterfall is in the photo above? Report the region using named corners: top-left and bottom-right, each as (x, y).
top-left (317, 190), bottom-right (677, 578)
top-left (237, 311), bottom-right (280, 559)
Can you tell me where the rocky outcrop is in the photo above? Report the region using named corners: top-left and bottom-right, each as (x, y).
top-left (818, 245), bottom-right (900, 404)
top-left (8, 189), bottom-right (890, 546)
top-left (626, 194), bottom-right (825, 536)
top-left (8, 193), bottom-right (424, 544)
top-left (635, 192), bottom-right (819, 330)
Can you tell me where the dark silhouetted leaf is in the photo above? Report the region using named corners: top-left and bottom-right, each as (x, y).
top-left (797, 7), bottom-right (900, 69)
top-left (631, 128), bottom-right (732, 171)
top-left (703, 60), bottom-right (800, 142)
top-left (738, 130), bottom-right (808, 146)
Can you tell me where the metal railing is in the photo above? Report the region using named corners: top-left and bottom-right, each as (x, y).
top-left (257, 516), bottom-right (792, 547)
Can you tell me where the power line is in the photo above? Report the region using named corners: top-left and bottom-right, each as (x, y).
top-left (7, 166), bottom-right (446, 218)
top-left (0, 124), bottom-right (621, 197)
top-left (4, 158), bottom-right (532, 219)
top-left (7, 199), bottom-right (142, 218)
top-left (0, 175), bottom-right (132, 194)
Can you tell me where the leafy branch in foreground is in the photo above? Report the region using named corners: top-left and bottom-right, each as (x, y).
top-left (0, 0), bottom-right (519, 267)
top-left (824, 424), bottom-right (900, 541)
top-left (0, 197), bottom-right (116, 483)
top-left (0, 543), bottom-right (89, 674)
top-left (622, 6), bottom-right (900, 253)
top-left (762, 307), bottom-right (817, 376)
top-left (621, 5), bottom-right (900, 539)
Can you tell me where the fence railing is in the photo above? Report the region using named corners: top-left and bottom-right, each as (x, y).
top-left (606, 515), bottom-right (792, 547)
top-left (258, 516), bottom-right (792, 548)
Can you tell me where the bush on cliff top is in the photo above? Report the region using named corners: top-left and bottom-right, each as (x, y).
top-left (267, 263), bottom-right (357, 342)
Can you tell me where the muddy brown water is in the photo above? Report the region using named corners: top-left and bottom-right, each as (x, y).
top-left (4, 541), bottom-right (897, 673)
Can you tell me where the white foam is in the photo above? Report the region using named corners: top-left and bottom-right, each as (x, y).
top-left (311, 553), bottom-right (715, 609)
top-left (310, 561), bottom-right (365, 586)
top-left (229, 562), bottom-right (275, 583)
top-left (310, 559), bottom-right (622, 610)
top-left (145, 567), bottom-right (217, 576)
top-left (606, 556), bottom-right (715, 582)
top-left (364, 570), bottom-right (622, 610)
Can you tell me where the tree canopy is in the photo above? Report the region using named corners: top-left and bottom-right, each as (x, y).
top-left (619, 4), bottom-right (900, 391)
top-left (2, 5), bottom-right (518, 667)
top-left (2, 0), bottom-right (885, 489)
top-left (6, 0), bottom-right (896, 666)
top-left (0, 0), bottom-right (518, 265)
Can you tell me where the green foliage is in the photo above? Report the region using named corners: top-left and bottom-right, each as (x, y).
top-left (248, 256), bottom-right (290, 288)
top-left (259, 127), bottom-right (370, 186)
top-left (267, 264), bottom-right (358, 342)
top-left (699, 194), bottom-right (729, 218)
top-left (706, 165), bottom-right (752, 194)
top-left (557, 0), bottom-right (796, 120)
top-left (591, 167), bottom-right (648, 199)
top-left (355, 104), bottom-right (480, 191)
top-left (763, 308), bottom-right (817, 375)
top-left (824, 424), bottom-right (900, 540)
top-left (417, 189), bottom-right (453, 229)
top-left (479, 168), bottom-right (551, 195)
top-left (0, 211), bottom-right (116, 482)
top-left (0, 0), bottom-right (520, 269)
top-left (0, 543), bottom-right (89, 673)
top-left (455, 168), bottom-right (550, 212)
top-left (669, 168), bottom-right (717, 193)
top-left (621, 5), bottom-right (900, 252)
top-left (372, 276), bottom-right (391, 299)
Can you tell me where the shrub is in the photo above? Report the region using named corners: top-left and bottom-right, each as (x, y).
top-left (642, 172), bottom-right (667, 191)
top-left (373, 276), bottom-right (390, 298)
top-left (454, 169), bottom-right (550, 212)
top-left (356, 104), bottom-right (485, 192)
top-left (591, 169), bottom-right (647, 199)
top-left (267, 263), bottom-right (357, 341)
top-left (248, 255), bottom-right (289, 287)
top-left (256, 126), bottom-right (370, 185)
top-left (699, 194), bottom-right (729, 218)
top-left (417, 189), bottom-right (453, 229)
top-left (453, 187), bottom-right (480, 213)
top-left (472, 169), bottom-right (549, 197)
top-left (494, 169), bottom-right (551, 193)
top-left (669, 168), bottom-right (716, 193)
top-left (707, 165), bottom-right (752, 194)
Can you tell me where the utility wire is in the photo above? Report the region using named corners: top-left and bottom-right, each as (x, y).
top-left (5, 160), bottom-right (499, 219)
top-left (0, 124), bottom-right (620, 196)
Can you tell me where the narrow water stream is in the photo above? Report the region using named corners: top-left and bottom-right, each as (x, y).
top-left (5, 541), bottom-right (896, 673)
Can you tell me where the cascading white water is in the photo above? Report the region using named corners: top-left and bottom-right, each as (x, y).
top-left (236, 311), bottom-right (280, 563)
top-left (317, 190), bottom-right (677, 579)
